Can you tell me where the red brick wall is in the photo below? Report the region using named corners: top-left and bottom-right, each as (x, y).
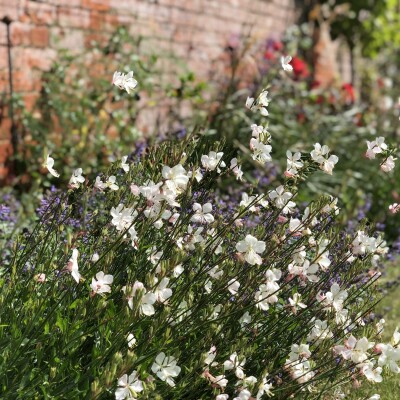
top-left (0, 0), bottom-right (297, 178)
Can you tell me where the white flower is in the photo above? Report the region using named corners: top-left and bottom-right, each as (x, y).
top-left (127, 333), bottom-right (136, 349)
top-left (363, 363), bottom-right (383, 383)
top-left (162, 164), bottom-right (190, 193)
top-left (286, 150), bottom-right (303, 170)
top-left (151, 352), bottom-right (181, 387)
top-left (381, 155), bottom-right (396, 172)
top-left (115, 371), bottom-right (143, 400)
top-left (290, 359), bottom-right (315, 383)
top-left (281, 55), bottom-right (293, 71)
top-left (320, 283), bottom-right (348, 311)
top-left (365, 137), bottom-right (387, 159)
top-left (288, 293), bottom-right (307, 311)
top-left (213, 375), bottom-right (228, 388)
top-left (310, 143), bottom-right (338, 174)
top-left (351, 230), bottom-right (378, 255)
top-left (367, 395), bottom-right (380, 400)
top-left (112, 71), bottom-right (138, 94)
top-left (208, 265), bottom-right (223, 279)
top-left (255, 284), bottom-right (276, 311)
top-left (246, 90), bottom-right (270, 116)
top-left (201, 151), bottom-right (226, 172)
top-left (228, 279), bottom-right (240, 295)
top-left (154, 277), bottom-right (172, 303)
top-left (121, 156), bottom-right (130, 173)
top-left (392, 327), bottom-right (400, 346)
top-left (258, 90), bottom-right (270, 108)
top-left (67, 248), bottom-right (81, 283)
top-left (123, 282), bottom-right (157, 316)
top-left (306, 319), bottom-right (333, 343)
top-left (376, 318), bottom-right (385, 334)
top-left (233, 389), bottom-right (251, 400)
top-left (257, 376), bottom-right (274, 399)
top-left (224, 352), bottom-right (246, 379)
top-left (378, 343), bottom-right (400, 373)
top-left (106, 176), bottom-right (119, 191)
top-left (236, 234), bottom-right (265, 265)
top-left (287, 343), bottom-right (311, 362)
top-left (173, 263), bottom-right (184, 277)
top-left (321, 154), bottom-right (339, 175)
top-left (269, 186), bottom-right (295, 214)
top-left (110, 204), bottom-right (136, 231)
top-left (90, 271), bottom-right (113, 295)
top-left (91, 253), bottom-right (100, 262)
top-left (334, 335), bottom-right (374, 364)
top-left (190, 203), bottom-right (214, 224)
top-left (69, 168), bottom-right (85, 189)
top-left (310, 143), bottom-right (330, 162)
top-left (230, 158), bottom-right (243, 180)
top-left (216, 395), bottom-right (229, 400)
top-left (204, 345), bottom-right (217, 365)
top-left (246, 96), bottom-right (255, 109)
top-left (43, 155), bottom-right (60, 178)
top-left (239, 311), bottom-right (252, 328)
top-left (194, 167), bottom-right (203, 182)
top-left (94, 176), bottom-right (106, 190)
top-left (250, 138), bottom-right (272, 164)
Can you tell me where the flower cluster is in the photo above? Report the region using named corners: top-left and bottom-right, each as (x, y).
top-left (2, 70), bottom-right (398, 400)
top-left (365, 136), bottom-right (398, 173)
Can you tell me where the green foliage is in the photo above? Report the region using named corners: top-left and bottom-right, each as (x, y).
top-left (11, 27), bottom-right (206, 191)
top-left (201, 27), bottom-right (400, 239)
top-left (0, 133), bottom-right (390, 399)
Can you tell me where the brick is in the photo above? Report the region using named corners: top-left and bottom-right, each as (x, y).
top-left (40, 0), bottom-right (82, 6)
top-left (24, 1), bottom-right (57, 25)
top-left (12, 69), bottom-right (34, 92)
top-left (0, 165), bottom-right (9, 180)
top-left (0, 4), bottom-right (19, 22)
top-left (51, 27), bottom-right (85, 51)
top-left (28, 48), bottom-right (57, 70)
top-left (82, 0), bottom-right (111, 12)
top-left (84, 32), bottom-right (108, 48)
top-left (23, 92), bottom-right (38, 111)
top-left (0, 140), bottom-right (12, 164)
top-left (0, 46), bottom-right (8, 69)
top-left (0, 118), bottom-right (11, 140)
top-left (11, 22), bottom-right (32, 46)
top-left (89, 11), bottom-right (105, 31)
top-left (31, 26), bottom-right (49, 47)
top-left (57, 7), bottom-right (90, 29)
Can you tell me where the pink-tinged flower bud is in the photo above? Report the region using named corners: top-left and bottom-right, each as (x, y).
top-left (352, 378), bottom-right (361, 389)
top-left (35, 273), bottom-right (46, 283)
top-left (234, 219), bottom-right (244, 227)
top-left (235, 252), bottom-right (246, 263)
top-left (285, 274), bottom-right (295, 283)
top-left (130, 184), bottom-right (140, 196)
top-left (284, 170), bottom-right (295, 178)
top-left (389, 203), bottom-right (400, 214)
top-left (373, 344), bottom-right (383, 354)
top-left (278, 215), bottom-right (288, 223)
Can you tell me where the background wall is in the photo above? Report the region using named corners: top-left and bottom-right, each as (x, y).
top-left (0, 0), bottom-right (297, 178)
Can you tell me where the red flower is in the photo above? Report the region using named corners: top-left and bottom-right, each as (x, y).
top-left (291, 56), bottom-right (309, 79)
top-left (310, 80), bottom-right (321, 89)
top-left (264, 50), bottom-right (275, 60)
top-left (297, 112), bottom-right (306, 124)
top-left (342, 83), bottom-right (355, 104)
top-left (272, 41), bottom-right (283, 51)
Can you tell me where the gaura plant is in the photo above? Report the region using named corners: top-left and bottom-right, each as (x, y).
top-left (0, 67), bottom-right (398, 400)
